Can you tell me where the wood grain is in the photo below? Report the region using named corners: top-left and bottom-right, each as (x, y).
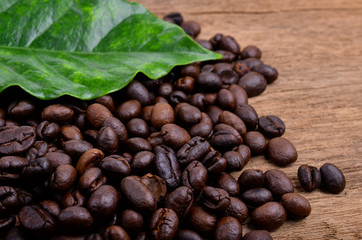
top-left (137, 0), bottom-right (362, 239)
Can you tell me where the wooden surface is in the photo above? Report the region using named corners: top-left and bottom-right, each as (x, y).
top-left (137, 1), bottom-right (362, 239)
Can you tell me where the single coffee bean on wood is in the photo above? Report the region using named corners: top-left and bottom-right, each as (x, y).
top-left (320, 163), bottom-right (346, 194)
top-left (298, 164), bottom-right (321, 192)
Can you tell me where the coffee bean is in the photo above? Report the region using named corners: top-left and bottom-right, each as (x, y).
top-left (238, 169), bottom-right (265, 192)
top-left (131, 151), bottom-right (155, 174)
top-left (199, 186), bottom-right (230, 212)
top-left (219, 111), bottom-right (247, 136)
top-left (39, 200), bottom-right (60, 218)
top-left (161, 124), bottom-right (190, 150)
top-left (61, 190), bottom-right (86, 208)
top-left (187, 206), bottom-right (217, 236)
top-left (180, 21), bottom-right (201, 38)
top-left (223, 151), bottom-right (247, 172)
top-left (215, 50), bottom-right (236, 62)
top-left (242, 230), bottom-right (273, 240)
top-left (198, 72), bottom-right (223, 90)
top-left (0, 126), bottom-right (36, 155)
top-left (241, 58), bottom-right (263, 69)
top-left (268, 137), bottom-right (298, 166)
top-left (103, 225), bottom-right (131, 240)
top-left (126, 137), bottom-right (152, 153)
top-left (58, 206), bottom-right (93, 234)
top-left (79, 167), bottom-right (107, 194)
top-left (63, 139), bottom-right (93, 157)
top-left (36, 121), bottom-right (60, 140)
top-left (94, 94), bottom-right (115, 113)
top-left (216, 172), bottom-right (240, 196)
top-left (176, 104), bottom-right (202, 126)
top-left (158, 83), bottom-right (174, 98)
top-left (219, 69), bottom-right (240, 87)
top-left (251, 202), bottom-right (286, 231)
top-left (8, 100), bottom-right (35, 118)
top-left (0, 186), bottom-right (19, 215)
top-left (102, 116), bottom-right (128, 143)
top-left (176, 229), bottom-right (203, 240)
top-left (96, 126), bottom-right (119, 154)
top-left (125, 80), bottom-right (152, 106)
top-left (19, 205), bottom-right (55, 237)
top-left (176, 76), bottom-right (195, 93)
top-left (0, 215), bottom-right (15, 236)
top-left (233, 61), bottom-right (251, 77)
top-left (244, 131), bottom-right (267, 155)
top-left (234, 103), bottom-right (258, 130)
top-left (151, 103), bottom-right (175, 129)
top-left (219, 36), bottom-right (240, 54)
top-left (163, 12), bottom-right (183, 25)
top-left (180, 63), bottom-right (201, 79)
top-left (88, 185), bottom-right (119, 219)
top-left (241, 188), bottom-right (273, 209)
top-left (210, 124), bottom-right (242, 151)
top-left (253, 64), bottom-right (278, 84)
top-left (228, 84), bottom-right (248, 106)
top-left (50, 164), bottom-right (77, 193)
top-left (204, 93), bottom-right (218, 106)
top-left (264, 169), bottom-right (294, 200)
top-left (217, 89), bottom-right (235, 110)
top-left (177, 136), bottom-right (211, 165)
top-left (100, 155), bottom-right (131, 179)
top-left (240, 45), bottom-right (262, 59)
top-left (21, 157), bottom-right (52, 183)
top-left (215, 216), bottom-right (243, 240)
top-left (238, 72), bottom-right (267, 97)
top-left (141, 173), bottom-right (167, 204)
top-left (281, 193), bottom-right (311, 219)
top-left (207, 105), bottom-right (223, 125)
top-left (150, 208), bottom-right (179, 240)
top-left (258, 115), bottom-right (285, 138)
top-left (120, 209), bottom-right (143, 234)
top-left (298, 164), bottom-right (321, 192)
top-left (182, 161), bottom-right (208, 192)
top-left (76, 148), bottom-right (104, 175)
top-left (320, 163), bottom-right (346, 194)
top-left (223, 197), bottom-right (248, 223)
top-left (154, 145), bottom-right (181, 189)
top-left (0, 156), bottom-right (28, 184)
top-left (165, 186), bottom-right (194, 218)
top-left (42, 104), bottom-right (74, 124)
top-left (201, 150), bottom-right (227, 175)
top-left (189, 122), bottom-right (213, 138)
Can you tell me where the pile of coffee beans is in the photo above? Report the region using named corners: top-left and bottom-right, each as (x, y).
top-left (0, 12), bottom-right (345, 240)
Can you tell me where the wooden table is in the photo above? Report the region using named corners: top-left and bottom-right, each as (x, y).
top-left (137, 0), bottom-right (362, 239)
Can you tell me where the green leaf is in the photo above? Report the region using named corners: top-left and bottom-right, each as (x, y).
top-left (0, 0), bottom-right (220, 100)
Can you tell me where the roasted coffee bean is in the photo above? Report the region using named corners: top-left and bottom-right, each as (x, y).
top-left (197, 72), bottom-right (223, 90)
top-left (26, 141), bottom-right (48, 161)
top-left (207, 105), bottom-right (223, 125)
top-left (190, 93), bottom-right (206, 110)
top-left (251, 202), bottom-right (286, 231)
top-left (0, 156), bottom-right (28, 184)
top-left (61, 126), bottom-right (83, 142)
top-left (298, 164), bottom-right (321, 192)
top-left (242, 230), bottom-right (273, 240)
top-left (126, 137), bottom-right (152, 153)
top-left (219, 111), bottom-right (247, 136)
top-left (224, 197), bottom-right (248, 223)
top-left (215, 216), bottom-right (243, 240)
top-left (234, 103), bottom-right (258, 130)
top-left (100, 155), bottom-right (130, 179)
top-left (84, 129), bottom-right (98, 144)
top-left (163, 12), bottom-right (183, 25)
top-left (228, 84), bottom-right (248, 106)
top-left (42, 104), bottom-right (74, 124)
top-left (39, 200), bottom-right (60, 218)
top-left (86, 103), bottom-right (113, 129)
top-left (180, 63), bottom-right (201, 79)
top-left (180, 21), bottom-right (201, 38)
top-left (0, 126), bottom-right (36, 155)
top-left (216, 172), bottom-right (240, 196)
top-left (94, 94), bottom-right (114, 112)
top-left (182, 161), bottom-right (208, 192)
top-left (148, 131), bottom-right (164, 148)
top-left (102, 116), bottom-right (128, 143)
top-left (19, 205), bottom-right (55, 237)
top-left (201, 150), bottom-right (227, 174)
top-left (215, 50), bottom-right (236, 62)
top-left (238, 169), bottom-right (264, 192)
top-left (79, 167), bottom-right (107, 194)
top-left (217, 89), bottom-right (235, 110)
top-left (88, 185), bottom-right (119, 219)
top-left (150, 208), bottom-right (179, 240)
top-left (213, 62), bottom-right (233, 75)
top-left (125, 118), bottom-right (149, 139)
top-left (50, 164), bottom-right (77, 193)
top-left (281, 193), bottom-right (311, 219)
top-left (176, 229), bottom-right (203, 240)
top-left (0, 215), bottom-right (15, 236)
top-left (219, 69), bottom-right (240, 86)
top-left (120, 176), bottom-right (157, 212)
top-left (61, 190), bottom-right (86, 208)
top-left (238, 72), bottom-right (267, 97)
top-left (103, 225), bottom-right (131, 240)
top-left (21, 157), bottom-right (51, 183)
top-left (253, 64), bottom-right (278, 84)
top-left (189, 122), bottom-right (213, 138)
top-left (176, 104), bottom-right (202, 126)
top-left (125, 80), bottom-right (152, 106)
top-left (0, 186), bottom-right (19, 214)
top-left (58, 206), bottom-right (93, 234)
top-left (244, 131), bottom-right (267, 155)
top-left (258, 115), bottom-right (285, 138)
top-left (151, 103), bottom-right (175, 129)
top-left (117, 100), bottom-right (142, 123)
top-left (200, 112), bottom-right (214, 126)
top-left (241, 58), bottom-right (263, 69)
top-left (154, 145), bottom-right (181, 189)
top-left (141, 173), bottom-right (167, 204)
top-left (165, 186), bottom-right (194, 218)
top-left (268, 137), bottom-right (298, 166)
top-left (209, 33), bottom-right (223, 47)
top-left (161, 124), bottom-right (190, 150)
top-left (210, 124), bottom-right (242, 151)
top-left (204, 93), bottom-right (218, 106)
top-left (158, 83), bottom-right (174, 98)
top-left (76, 148), bottom-right (104, 175)
top-left (63, 139), bottom-right (93, 157)
top-left (96, 127), bottom-right (119, 154)
top-left (131, 151), bottom-right (155, 174)
top-left (176, 76), bottom-right (195, 93)
top-left (121, 209), bottom-right (143, 234)
top-left (16, 188), bottom-right (33, 207)
top-left (223, 151), bottom-right (246, 172)
top-left (219, 36), bottom-right (240, 54)
top-left (233, 61), bottom-right (251, 77)
top-left (264, 169), bottom-right (294, 199)
top-left (141, 105), bottom-right (154, 123)
top-left (320, 163), bottom-right (346, 194)
top-left (36, 121), bottom-right (60, 140)
top-left (44, 152), bottom-right (71, 171)
top-left (240, 45), bottom-right (262, 59)
top-left (177, 136), bottom-right (211, 165)
top-left (199, 186), bottom-right (230, 212)
top-left (8, 100), bottom-right (35, 118)
top-left (188, 206), bottom-right (217, 236)
top-left (169, 90), bottom-right (188, 106)
top-left (241, 188), bottom-right (273, 209)
top-left (86, 233), bottom-right (103, 240)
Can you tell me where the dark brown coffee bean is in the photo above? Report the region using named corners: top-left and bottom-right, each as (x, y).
top-left (0, 126), bottom-right (36, 155)
top-left (120, 209), bottom-right (143, 234)
top-left (120, 176), bottom-right (157, 212)
top-left (240, 45), bottom-right (262, 59)
top-left (219, 111), bottom-right (247, 136)
top-left (233, 61), bottom-right (251, 77)
top-left (298, 164), bottom-right (321, 192)
top-left (242, 230), bottom-right (273, 240)
top-left (228, 84), bottom-right (248, 105)
top-left (141, 105), bottom-right (154, 123)
top-left (241, 58), bottom-right (263, 69)
top-left (169, 91), bottom-right (188, 106)
top-left (281, 193), bottom-right (311, 219)
top-left (210, 124), bottom-right (242, 151)
top-left (177, 136), bottom-right (211, 166)
top-left (223, 151), bottom-right (247, 172)
top-left (8, 100), bottom-right (35, 118)
top-left (21, 157), bottom-right (51, 183)
top-left (189, 122), bottom-right (213, 139)
top-left (204, 93), bottom-right (218, 106)
top-left (258, 115), bottom-right (285, 138)
top-left (201, 150), bottom-right (227, 175)
top-left (117, 100), bottom-right (142, 123)
top-left (58, 206), bottom-right (94, 234)
top-left (251, 202), bottom-right (286, 231)
top-left (209, 33), bottom-right (223, 48)
top-left (88, 185), bottom-right (119, 219)
top-left (158, 83), bottom-right (173, 98)
top-left (103, 225), bottom-right (131, 240)
top-left (241, 188), bottom-right (273, 209)
top-left (15, 188), bottom-right (33, 207)
top-left (131, 151), bottom-right (155, 174)
top-left (161, 124), bottom-right (190, 150)
top-left (219, 69), bottom-right (240, 86)
top-left (176, 229), bottom-right (203, 240)
top-left (0, 156), bottom-right (28, 184)
top-left (163, 12), bottom-right (183, 25)
top-left (244, 131), bottom-right (267, 155)
top-left (86, 103), bottom-right (113, 129)
top-left (0, 215), bottom-right (15, 236)
top-left (19, 205), bottom-right (55, 237)
top-left (176, 76), bottom-right (195, 94)
top-left (320, 163), bottom-right (346, 194)
top-left (180, 63), bottom-right (201, 79)
top-left (216, 172), bottom-right (240, 196)
top-left (253, 64), bottom-right (278, 84)
top-left (79, 167), bottom-right (107, 194)
top-left (154, 145), bottom-right (181, 189)
top-left (148, 131), bottom-right (164, 148)
top-left (0, 186), bottom-right (19, 214)
top-left (264, 169), bottom-right (294, 200)
top-left (42, 104), bottom-right (74, 124)
top-left (135, 232), bottom-right (147, 240)
top-left (151, 103), bottom-right (175, 129)
top-left (61, 125), bottom-right (83, 142)
top-left (238, 169), bottom-right (265, 193)
top-left (63, 140), bottom-right (93, 157)
top-left (233, 103), bottom-right (258, 130)
top-left (238, 72), bottom-right (267, 97)
top-left (100, 155), bottom-right (130, 179)
top-left (26, 141), bottom-right (48, 161)
top-left (36, 121), bottom-right (60, 140)
top-left (76, 148), bottom-right (104, 175)
top-left (189, 93), bottom-right (206, 110)
top-left (44, 152), bottom-right (71, 171)
top-left (215, 216), bottom-right (243, 240)
top-left (126, 118), bottom-right (149, 139)
top-left (176, 104), bottom-right (202, 126)
top-left (125, 80), bottom-right (152, 106)
top-left (165, 186), bottom-right (194, 218)
top-left (187, 206), bottom-right (217, 236)
top-left (61, 190), bottom-right (86, 208)
top-left (141, 173), bottom-right (167, 204)
top-left (150, 208), bottom-right (179, 240)
top-left (96, 127), bottom-right (119, 154)
top-left (200, 112), bottom-right (214, 126)
top-left (199, 186), bottom-right (230, 212)
top-left (217, 89), bottom-right (235, 110)
top-left (39, 200), bottom-right (60, 218)
top-left (126, 137), bottom-right (152, 153)
top-left (206, 105), bottom-right (223, 125)
top-left (102, 116), bottom-right (128, 143)
top-left (215, 50), bottom-right (236, 62)
top-left (182, 161), bottom-right (208, 192)
top-left (197, 72), bottom-right (223, 90)
top-left (180, 21), bottom-right (201, 38)
top-left (268, 137), bottom-right (298, 166)
top-left (50, 164), bottom-right (77, 193)
top-left (224, 197), bottom-right (248, 223)
top-left (219, 36), bottom-right (240, 54)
